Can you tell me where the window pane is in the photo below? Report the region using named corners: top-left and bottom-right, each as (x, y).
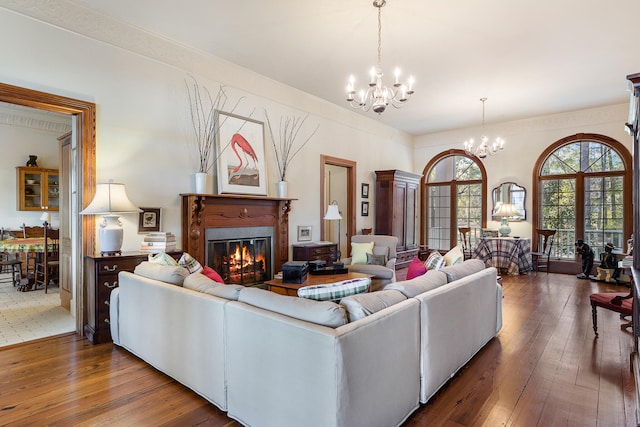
top-left (455, 156), bottom-right (481, 181)
top-left (456, 183), bottom-right (482, 248)
top-left (427, 155), bottom-right (481, 183)
top-left (540, 178), bottom-right (575, 258)
top-left (584, 176), bottom-right (624, 257)
top-left (583, 141), bottom-right (624, 173)
top-left (541, 143), bottom-right (580, 175)
top-left (427, 157), bottom-right (454, 183)
top-left (427, 184), bottom-right (451, 250)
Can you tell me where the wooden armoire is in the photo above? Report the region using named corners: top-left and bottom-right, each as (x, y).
top-left (374, 169), bottom-right (422, 269)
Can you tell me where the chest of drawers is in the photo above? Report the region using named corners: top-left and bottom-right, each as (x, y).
top-left (292, 242), bottom-right (338, 266)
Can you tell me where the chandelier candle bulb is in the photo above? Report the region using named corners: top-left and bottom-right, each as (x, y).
top-left (394, 67), bottom-right (400, 85)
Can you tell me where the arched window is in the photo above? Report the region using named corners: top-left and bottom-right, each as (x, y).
top-left (534, 134), bottom-right (632, 260)
top-left (421, 150), bottom-right (487, 251)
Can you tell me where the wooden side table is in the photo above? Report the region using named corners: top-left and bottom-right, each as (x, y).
top-left (292, 242), bottom-right (338, 266)
top-left (84, 251), bottom-right (180, 344)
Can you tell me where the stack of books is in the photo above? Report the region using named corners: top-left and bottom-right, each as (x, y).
top-left (141, 232), bottom-right (176, 253)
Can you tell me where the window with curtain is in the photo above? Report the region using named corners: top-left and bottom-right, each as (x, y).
top-left (537, 136), bottom-right (630, 259)
top-left (423, 152), bottom-right (486, 251)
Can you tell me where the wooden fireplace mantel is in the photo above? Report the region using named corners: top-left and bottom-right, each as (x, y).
top-left (180, 194), bottom-right (296, 274)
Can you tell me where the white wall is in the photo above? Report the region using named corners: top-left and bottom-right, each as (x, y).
top-left (0, 123), bottom-right (61, 231)
top-left (0, 6), bottom-right (414, 253)
top-left (414, 103), bottom-right (632, 239)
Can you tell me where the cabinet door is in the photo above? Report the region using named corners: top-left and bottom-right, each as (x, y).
top-left (393, 182), bottom-right (407, 250)
top-left (405, 182), bottom-right (419, 250)
top-left (44, 171), bottom-right (60, 211)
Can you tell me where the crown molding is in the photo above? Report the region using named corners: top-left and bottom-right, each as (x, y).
top-left (0, 102), bottom-right (72, 134)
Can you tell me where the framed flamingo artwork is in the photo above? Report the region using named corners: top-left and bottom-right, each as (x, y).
top-left (215, 110), bottom-right (268, 196)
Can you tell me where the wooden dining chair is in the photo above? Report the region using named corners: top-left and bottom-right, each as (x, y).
top-left (34, 227), bottom-right (59, 293)
top-left (458, 227), bottom-right (473, 260)
top-left (531, 229), bottom-right (557, 274)
top-left (22, 223), bottom-right (45, 276)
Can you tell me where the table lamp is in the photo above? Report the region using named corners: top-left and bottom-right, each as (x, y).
top-left (495, 203), bottom-right (520, 237)
top-left (324, 201), bottom-right (343, 265)
top-left (80, 181), bottom-right (141, 256)
top-left (39, 211), bottom-right (51, 228)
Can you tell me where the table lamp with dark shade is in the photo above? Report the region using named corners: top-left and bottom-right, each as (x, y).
top-left (80, 181), bottom-right (141, 256)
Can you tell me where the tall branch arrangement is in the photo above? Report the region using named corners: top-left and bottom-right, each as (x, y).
top-left (185, 76), bottom-right (245, 173)
top-left (265, 111), bottom-right (319, 181)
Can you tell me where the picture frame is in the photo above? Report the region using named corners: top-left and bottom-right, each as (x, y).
top-left (361, 201), bottom-right (369, 217)
top-left (297, 225), bottom-right (312, 242)
top-left (138, 207), bottom-right (161, 233)
top-left (215, 111), bottom-right (268, 196)
top-left (361, 183), bottom-right (369, 199)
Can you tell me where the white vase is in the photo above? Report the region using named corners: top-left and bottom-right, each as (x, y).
top-left (195, 172), bottom-right (207, 194)
top-left (276, 180), bottom-right (288, 198)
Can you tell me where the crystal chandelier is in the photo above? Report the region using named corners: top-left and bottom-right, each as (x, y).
top-left (463, 98), bottom-right (505, 159)
top-left (345, 0), bottom-right (415, 114)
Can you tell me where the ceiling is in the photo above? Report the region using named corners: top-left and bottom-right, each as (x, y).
top-left (71, 0), bottom-right (640, 136)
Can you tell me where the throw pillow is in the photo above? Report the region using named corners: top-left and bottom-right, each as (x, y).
top-left (372, 245), bottom-right (390, 263)
top-left (148, 251), bottom-right (179, 266)
top-left (134, 261), bottom-right (189, 286)
top-left (366, 252), bottom-right (386, 266)
top-left (340, 290), bottom-right (407, 322)
top-left (202, 265), bottom-right (225, 283)
top-left (424, 251), bottom-right (445, 270)
top-left (297, 277), bottom-right (371, 301)
top-left (351, 241), bottom-right (374, 264)
top-left (443, 245), bottom-right (464, 266)
top-left (178, 252), bottom-right (203, 274)
top-left (406, 256), bottom-right (427, 280)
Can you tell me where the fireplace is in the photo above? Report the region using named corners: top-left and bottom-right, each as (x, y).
top-left (206, 226), bottom-right (273, 286)
top-left (181, 194), bottom-right (294, 281)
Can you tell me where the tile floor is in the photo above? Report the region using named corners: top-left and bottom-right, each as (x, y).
top-left (0, 273), bottom-right (75, 347)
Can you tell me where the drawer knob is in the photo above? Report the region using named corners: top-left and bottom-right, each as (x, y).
top-left (103, 265), bottom-right (118, 272)
top-left (104, 318), bottom-right (110, 324)
top-left (103, 281), bottom-right (118, 289)
top-left (105, 300), bottom-right (110, 307)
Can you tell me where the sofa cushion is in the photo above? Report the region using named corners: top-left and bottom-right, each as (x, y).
top-left (439, 259), bottom-right (486, 283)
top-left (351, 241), bottom-right (375, 264)
top-left (239, 287), bottom-right (348, 327)
top-left (384, 270), bottom-right (448, 298)
top-left (202, 265), bottom-right (224, 283)
top-left (424, 251), bottom-right (446, 270)
top-left (366, 252), bottom-right (386, 266)
top-left (443, 245), bottom-right (464, 266)
top-left (134, 261), bottom-right (189, 286)
top-left (340, 289), bottom-right (407, 322)
top-left (372, 245), bottom-right (390, 262)
top-left (183, 272), bottom-right (243, 300)
top-left (178, 252), bottom-right (203, 273)
top-left (347, 264), bottom-right (395, 280)
top-left (147, 251), bottom-right (179, 266)
top-left (406, 256), bottom-right (427, 280)
top-left (297, 277), bottom-right (371, 301)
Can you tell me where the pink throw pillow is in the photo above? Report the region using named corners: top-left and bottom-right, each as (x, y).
top-left (406, 257), bottom-right (427, 280)
top-left (202, 266), bottom-right (225, 284)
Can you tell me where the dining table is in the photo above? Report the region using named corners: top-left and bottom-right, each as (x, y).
top-left (0, 237), bottom-right (52, 282)
top-left (472, 236), bottom-right (533, 275)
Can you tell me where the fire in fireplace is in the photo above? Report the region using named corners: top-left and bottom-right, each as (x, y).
top-left (206, 226), bottom-right (273, 286)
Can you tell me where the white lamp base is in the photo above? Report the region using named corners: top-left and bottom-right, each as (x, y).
top-left (99, 215), bottom-right (124, 256)
top-left (499, 217), bottom-right (511, 237)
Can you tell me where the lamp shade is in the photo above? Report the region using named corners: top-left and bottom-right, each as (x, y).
top-left (323, 204), bottom-right (342, 220)
top-left (80, 182), bottom-right (141, 215)
top-left (39, 212), bottom-right (51, 222)
top-left (495, 203), bottom-right (520, 218)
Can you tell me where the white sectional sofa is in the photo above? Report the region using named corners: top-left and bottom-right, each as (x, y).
top-left (110, 259), bottom-right (501, 427)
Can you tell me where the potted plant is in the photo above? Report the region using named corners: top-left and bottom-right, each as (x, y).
top-left (265, 111), bottom-right (319, 198)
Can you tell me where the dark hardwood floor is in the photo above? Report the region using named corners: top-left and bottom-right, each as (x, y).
top-left (0, 272), bottom-right (636, 426)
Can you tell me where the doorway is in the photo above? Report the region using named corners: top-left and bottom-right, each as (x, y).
top-left (320, 155), bottom-right (356, 260)
top-left (0, 82), bottom-right (96, 337)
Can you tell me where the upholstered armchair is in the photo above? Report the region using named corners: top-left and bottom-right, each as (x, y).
top-left (342, 235), bottom-right (398, 291)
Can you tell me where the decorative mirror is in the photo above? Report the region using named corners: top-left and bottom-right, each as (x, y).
top-left (492, 182), bottom-right (526, 221)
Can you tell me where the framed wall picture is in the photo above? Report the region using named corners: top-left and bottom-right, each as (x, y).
top-left (361, 201), bottom-right (369, 217)
top-left (215, 111), bottom-right (268, 196)
top-left (297, 225), bottom-right (312, 241)
top-left (361, 183), bottom-right (369, 199)
top-left (139, 207), bottom-right (161, 233)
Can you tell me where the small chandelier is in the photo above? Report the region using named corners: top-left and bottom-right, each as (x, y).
top-left (345, 0), bottom-right (415, 114)
top-left (463, 98), bottom-right (505, 159)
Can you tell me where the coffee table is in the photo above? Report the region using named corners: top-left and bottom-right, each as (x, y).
top-left (265, 271), bottom-right (374, 297)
